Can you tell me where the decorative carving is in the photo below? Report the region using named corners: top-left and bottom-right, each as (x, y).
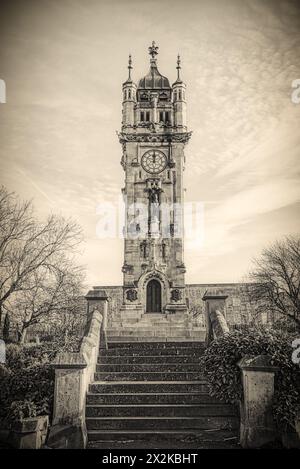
top-left (120, 143), bottom-right (127, 170)
top-left (141, 270), bottom-right (168, 288)
top-left (126, 289), bottom-right (138, 302)
top-left (122, 263), bottom-right (134, 274)
top-left (171, 289), bottom-right (182, 302)
top-left (171, 132), bottom-right (192, 143)
top-left (118, 132), bottom-right (192, 144)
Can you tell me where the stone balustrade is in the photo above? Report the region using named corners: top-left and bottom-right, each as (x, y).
top-left (47, 290), bottom-right (108, 449)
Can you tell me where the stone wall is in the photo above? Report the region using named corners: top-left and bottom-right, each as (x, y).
top-left (100, 283), bottom-right (259, 327)
top-left (186, 283), bottom-right (258, 327)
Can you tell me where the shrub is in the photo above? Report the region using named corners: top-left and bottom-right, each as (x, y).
top-left (0, 344), bottom-right (55, 426)
top-left (7, 400), bottom-right (37, 422)
top-left (200, 325), bottom-right (300, 431)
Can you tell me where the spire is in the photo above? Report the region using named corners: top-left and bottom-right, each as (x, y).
top-left (128, 54), bottom-right (132, 80)
top-left (123, 54), bottom-right (133, 85)
top-left (176, 54), bottom-right (181, 80)
top-left (148, 41), bottom-right (159, 67)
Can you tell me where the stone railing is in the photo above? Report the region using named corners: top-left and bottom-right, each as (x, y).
top-left (202, 289), bottom-right (229, 346)
top-left (47, 289), bottom-right (108, 449)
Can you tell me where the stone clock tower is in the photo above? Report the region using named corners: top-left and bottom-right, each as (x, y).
top-left (118, 42), bottom-right (191, 322)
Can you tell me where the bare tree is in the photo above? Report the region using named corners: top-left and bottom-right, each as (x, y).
top-left (0, 186), bottom-right (84, 338)
top-left (249, 236), bottom-right (300, 327)
top-left (7, 262), bottom-right (85, 342)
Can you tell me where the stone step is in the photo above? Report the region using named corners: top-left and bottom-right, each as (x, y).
top-left (87, 429), bottom-right (238, 445)
top-left (100, 348), bottom-right (205, 357)
top-left (108, 326), bottom-right (189, 333)
top-left (103, 342), bottom-right (206, 353)
top-left (94, 371), bottom-right (205, 381)
top-left (89, 381), bottom-right (209, 394)
top-left (96, 363), bottom-right (202, 372)
top-left (86, 392), bottom-right (220, 406)
top-left (98, 354), bottom-right (203, 364)
top-left (107, 328), bottom-right (205, 342)
top-left (107, 337), bottom-right (205, 343)
top-left (86, 404), bottom-right (237, 418)
top-left (106, 341), bottom-right (205, 348)
top-left (87, 430), bottom-right (195, 442)
top-left (86, 415), bottom-right (238, 431)
top-left (107, 329), bottom-right (189, 336)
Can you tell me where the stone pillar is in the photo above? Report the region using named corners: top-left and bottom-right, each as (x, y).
top-left (85, 287), bottom-right (108, 350)
top-left (85, 287), bottom-right (108, 317)
top-left (48, 353), bottom-right (88, 449)
top-left (238, 355), bottom-right (279, 448)
top-left (202, 289), bottom-right (228, 345)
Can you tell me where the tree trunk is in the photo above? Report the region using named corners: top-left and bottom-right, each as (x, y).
top-left (19, 326), bottom-right (28, 344)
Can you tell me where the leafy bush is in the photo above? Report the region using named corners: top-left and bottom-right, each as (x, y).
top-left (7, 400), bottom-right (37, 422)
top-left (200, 325), bottom-right (300, 431)
top-left (0, 329), bottom-right (83, 428)
top-left (0, 344), bottom-right (55, 426)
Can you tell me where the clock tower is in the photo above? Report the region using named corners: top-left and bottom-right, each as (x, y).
top-left (118, 42), bottom-right (191, 322)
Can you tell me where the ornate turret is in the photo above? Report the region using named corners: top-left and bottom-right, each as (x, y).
top-left (122, 55), bottom-right (137, 128)
top-left (172, 55), bottom-right (187, 130)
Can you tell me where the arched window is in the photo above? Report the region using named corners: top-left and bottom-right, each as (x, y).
top-left (128, 89), bottom-right (131, 99)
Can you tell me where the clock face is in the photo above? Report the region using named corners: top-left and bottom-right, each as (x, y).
top-left (141, 150), bottom-right (167, 174)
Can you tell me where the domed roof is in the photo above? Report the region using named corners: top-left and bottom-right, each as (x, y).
top-left (137, 41), bottom-right (171, 91)
top-left (138, 67), bottom-right (171, 90)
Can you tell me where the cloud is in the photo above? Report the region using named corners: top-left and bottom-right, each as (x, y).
top-left (0, 0), bottom-right (300, 285)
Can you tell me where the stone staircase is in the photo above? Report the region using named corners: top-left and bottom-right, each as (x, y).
top-left (86, 340), bottom-right (239, 448)
top-left (108, 313), bottom-right (206, 342)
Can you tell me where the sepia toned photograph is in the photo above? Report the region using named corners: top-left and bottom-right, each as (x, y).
top-left (0, 0), bottom-right (299, 457)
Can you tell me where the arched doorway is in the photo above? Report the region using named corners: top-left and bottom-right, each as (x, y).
top-left (146, 279), bottom-right (162, 313)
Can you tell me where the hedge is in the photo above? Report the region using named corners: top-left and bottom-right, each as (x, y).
top-left (200, 325), bottom-right (300, 431)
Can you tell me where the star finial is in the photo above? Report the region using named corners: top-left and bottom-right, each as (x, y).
top-left (148, 41), bottom-right (159, 60)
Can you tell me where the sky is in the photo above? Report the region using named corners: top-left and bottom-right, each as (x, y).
top-left (0, 0), bottom-right (300, 288)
